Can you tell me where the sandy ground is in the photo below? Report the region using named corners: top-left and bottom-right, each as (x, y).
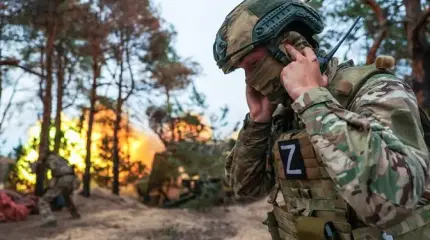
top-left (0, 188), bottom-right (273, 240)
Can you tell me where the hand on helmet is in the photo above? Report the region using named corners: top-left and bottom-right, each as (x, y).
top-left (246, 85), bottom-right (277, 123)
top-left (280, 44), bottom-right (328, 100)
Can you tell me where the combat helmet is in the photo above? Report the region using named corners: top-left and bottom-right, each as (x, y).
top-left (213, 0), bottom-right (324, 74)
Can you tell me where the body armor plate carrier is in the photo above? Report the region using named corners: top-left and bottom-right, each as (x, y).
top-left (266, 61), bottom-right (430, 240)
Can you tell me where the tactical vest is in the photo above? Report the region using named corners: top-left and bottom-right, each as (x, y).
top-left (266, 62), bottom-right (430, 240)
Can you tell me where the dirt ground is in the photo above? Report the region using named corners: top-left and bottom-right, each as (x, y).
top-left (0, 188), bottom-right (273, 240)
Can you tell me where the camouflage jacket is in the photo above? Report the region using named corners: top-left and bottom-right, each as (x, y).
top-left (45, 154), bottom-right (75, 178)
top-left (226, 61), bottom-right (430, 228)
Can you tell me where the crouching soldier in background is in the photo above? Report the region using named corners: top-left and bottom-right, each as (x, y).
top-left (32, 152), bottom-right (81, 227)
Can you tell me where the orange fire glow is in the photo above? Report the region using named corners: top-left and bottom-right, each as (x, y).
top-left (161, 115), bottom-right (212, 142)
top-left (14, 107), bottom-right (213, 191)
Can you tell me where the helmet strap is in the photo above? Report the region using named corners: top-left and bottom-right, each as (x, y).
top-left (266, 41), bottom-right (290, 65)
top-left (265, 36), bottom-right (319, 66)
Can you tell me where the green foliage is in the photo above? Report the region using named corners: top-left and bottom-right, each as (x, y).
top-left (179, 180), bottom-right (225, 211)
top-left (6, 143), bottom-right (28, 190)
top-left (314, 0), bottom-right (428, 77)
top-left (93, 134), bottom-right (113, 188)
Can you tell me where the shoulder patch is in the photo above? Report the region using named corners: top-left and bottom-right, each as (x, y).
top-left (277, 139), bottom-right (307, 179)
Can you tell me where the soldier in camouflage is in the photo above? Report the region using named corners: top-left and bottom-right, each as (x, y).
top-left (213, 0), bottom-right (430, 239)
top-left (34, 152), bottom-right (81, 227)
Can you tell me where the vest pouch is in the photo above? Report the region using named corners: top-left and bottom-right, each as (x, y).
top-left (296, 216), bottom-right (338, 240)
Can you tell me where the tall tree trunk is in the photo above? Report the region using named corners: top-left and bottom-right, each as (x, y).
top-left (112, 38), bottom-right (124, 196)
top-left (363, 0), bottom-right (388, 64)
top-left (0, 11), bottom-right (3, 107)
top-left (39, 46), bottom-right (45, 102)
top-left (35, 3), bottom-right (57, 196)
top-left (403, 0), bottom-right (423, 78)
top-left (112, 91), bottom-right (122, 196)
top-left (412, 9), bottom-right (430, 109)
top-left (53, 42), bottom-right (64, 154)
top-left (165, 89), bottom-right (175, 142)
top-left (83, 50), bottom-right (99, 198)
top-left (126, 108), bottom-right (130, 162)
top-left (403, 0), bottom-right (424, 108)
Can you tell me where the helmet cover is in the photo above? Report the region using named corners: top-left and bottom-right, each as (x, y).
top-left (213, 0), bottom-right (324, 74)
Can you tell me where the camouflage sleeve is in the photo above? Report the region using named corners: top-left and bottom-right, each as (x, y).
top-left (225, 114), bottom-right (275, 199)
top-left (291, 74), bottom-right (430, 228)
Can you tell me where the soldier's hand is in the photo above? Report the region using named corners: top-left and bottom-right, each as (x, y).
top-left (280, 44), bottom-right (328, 100)
top-left (246, 85), bottom-right (276, 123)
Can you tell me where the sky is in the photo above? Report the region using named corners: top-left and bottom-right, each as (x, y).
top-left (0, 0), bottom-right (367, 154)
top-left (152, 0), bottom-right (250, 125)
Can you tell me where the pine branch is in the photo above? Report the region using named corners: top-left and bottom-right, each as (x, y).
top-left (0, 59), bottom-right (44, 77)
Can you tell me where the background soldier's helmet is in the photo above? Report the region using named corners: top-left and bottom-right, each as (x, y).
top-left (213, 0), bottom-right (324, 74)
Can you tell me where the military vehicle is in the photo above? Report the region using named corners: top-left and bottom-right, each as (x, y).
top-left (135, 140), bottom-right (237, 208)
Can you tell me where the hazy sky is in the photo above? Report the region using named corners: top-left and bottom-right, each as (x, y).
top-left (153, 0), bottom-right (249, 125)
